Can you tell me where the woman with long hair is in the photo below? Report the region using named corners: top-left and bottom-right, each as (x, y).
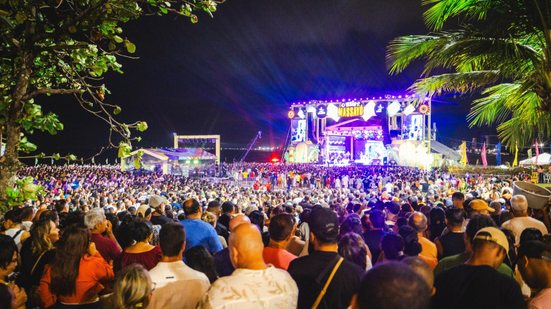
top-left (19, 218), bottom-right (59, 305)
top-left (38, 225), bottom-right (114, 308)
top-left (106, 264), bottom-right (153, 309)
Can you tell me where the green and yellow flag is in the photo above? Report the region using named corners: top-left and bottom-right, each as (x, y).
top-left (459, 141), bottom-right (468, 166)
top-left (512, 143), bottom-right (518, 167)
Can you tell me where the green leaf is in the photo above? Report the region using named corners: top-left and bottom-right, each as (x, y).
top-left (124, 40), bottom-right (136, 53)
top-left (118, 141), bottom-right (132, 158)
top-left (113, 105), bottom-right (122, 115)
top-left (113, 35), bottom-right (124, 43)
top-left (136, 121), bottom-right (148, 132)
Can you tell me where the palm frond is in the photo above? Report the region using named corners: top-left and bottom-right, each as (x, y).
top-left (422, 0), bottom-right (496, 30)
top-left (409, 71), bottom-right (500, 96)
top-left (386, 35), bottom-right (449, 75)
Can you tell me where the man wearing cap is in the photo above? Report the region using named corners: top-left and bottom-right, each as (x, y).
top-left (433, 227), bottom-right (524, 309)
top-left (469, 199), bottom-right (495, 217)
top-left (517, 240), bottom-right (551, 309)
top-left (149, 195), bottom-right (173, 226)
top-left (288, 206), bottom-right (364, 309)
top-left (502, 195), bottom-right (548, 245)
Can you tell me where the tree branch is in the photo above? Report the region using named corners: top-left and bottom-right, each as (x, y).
top-left (23, 88), bottom-right (83, 100)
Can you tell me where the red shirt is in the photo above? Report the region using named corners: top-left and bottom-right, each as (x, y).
top-left (38, 252), bottom-right (114, 308)
top-left (263, 247), bottom-right (297, 270)
top-left (91, 233), bottom-right (121, 263)
top-left (119, 246), bottom-right (162, 271)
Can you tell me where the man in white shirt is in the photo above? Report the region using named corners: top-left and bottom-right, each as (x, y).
top-left (202, 223), bottom-right (298, 309)
top-left (501, 195), bottom-right (548, 244)
top-left (148, 222), bottom-right (210, 309)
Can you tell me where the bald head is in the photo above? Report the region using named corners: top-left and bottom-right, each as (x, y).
top-left (229, 214), bottom-right (251, 231)
top-left (228, 223), bottom-right (266, 270)
top-left (409, 211), bottom-right (428, 233)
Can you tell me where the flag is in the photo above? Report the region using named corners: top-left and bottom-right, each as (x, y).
top-left (459, 141), bottom-right (468, 166)
top-left (496, 142), bottom-right (502, 166)
top-left (34, 157), bottom-right (38, 166)
top-left (535, 140), bottom-right (540, 165)
top-left (481, 143), bottom-right (488, 167)
top-left (513, 143), bottom-right (518, 167)
top-left (528, 148), bottom-right (533, 160)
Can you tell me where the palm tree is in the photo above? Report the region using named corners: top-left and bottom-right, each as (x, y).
top-left (386, 0), bottom-right (551, 149)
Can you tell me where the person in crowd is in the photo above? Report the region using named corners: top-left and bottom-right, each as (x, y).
top-left (435, 208), bottom-right (466, 259)
top-left (263, 213), bottom-right (297, 270)
top-left (519, 227), bottom-right (544, 244)
top-left (184, 246), bottom-right (219, 284)
top-left (118, 219), bottom-right (162, 271)
top-left (433, 227), bottom-right (524, 309)
top-left (362, 209), bottom-right (386, 264)
top-left (434, 215), bottom-right (514, 277)
top-left (38, 225), bottom-right (114, 308)
top-left (180, 198), bottom-right (222, 254)
top-left (0, 235), bottom-right (27, 309)
top-left (401, 256), bottom-right (435, 295)
top-left (428, 207), bottom-right (446, 241)
top-left (19, 218), bottom-right (58, 303)
top-left (288, 206), bottom-right (364, 309)
top-left (218, 201), bottom-right (235, 230)
top-left (207, 200), bottom-right (230, 242)
top-left (202, 223), bottom-right (298, 308)
top-left (517, 240), bottom-right (551, 309)
top-left (451, 192), bottom-right (465, 209)
top-left (502, 195), bottom-right (548, 244)
top-left (338, 232), bottom-right (372, 271)
top-left (3, 208), bottom-right (31, 250)
top-left (20, 207), bottom-right (34, 232)
top-left (380, 233), bottom-right (406, 262)
top-left (106, 264), bottom-right (153, 309)
top-left (468, 199), bottom-right (495, 217)
top-left (148, 222), bottom-right (210, 309)
top-left (213, 214), bottom-right (251, 277)
top-left (489, 200), bottom-right (503, 225)
top-left (350, 262), bottom-right (431, 309)
top-left (201, 211), bottom-right (228, 249)
top-left (408, 212), bottom-right (438, 267)
top-left (149, 195), bottom-right (173, 226)
top-left (84, 208), bottom-right (122, 264)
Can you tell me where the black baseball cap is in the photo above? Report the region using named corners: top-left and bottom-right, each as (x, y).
top-left (309, 206), bottom-right (339, 243)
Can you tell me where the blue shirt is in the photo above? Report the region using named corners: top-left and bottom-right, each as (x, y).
top-left (180, 218), bottom-right (223, 254)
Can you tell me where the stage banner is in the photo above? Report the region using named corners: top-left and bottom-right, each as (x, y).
top-left (496, 142), bottom-right (502, 166)
top-left (460, 141), bottom-right (468, 166)
top-left (513, 143), bottom-right (518, 167)
top-left (535, 140), bottom-right (540, 165)
top-left (481, 143), bottom-right (488, 167)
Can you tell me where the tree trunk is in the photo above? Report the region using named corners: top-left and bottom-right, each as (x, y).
top-left (0, 51), bottom-right (33, 209)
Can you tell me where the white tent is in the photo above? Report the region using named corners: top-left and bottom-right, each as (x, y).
top-left (519, 152), bottom-right (551, 166)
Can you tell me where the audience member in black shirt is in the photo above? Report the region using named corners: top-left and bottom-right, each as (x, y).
top-left (289, 206), bottom-right (364, 309)
top-left (362, 209), bottom-right (387, 264)
top-left (435, 208), bottom-right (465, 259)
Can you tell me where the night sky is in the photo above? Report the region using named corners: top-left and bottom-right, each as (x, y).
top-left (34, 0), bottom-right (493, 161)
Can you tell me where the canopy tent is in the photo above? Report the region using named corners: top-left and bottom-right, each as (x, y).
top-left (519, 152), bottom-right (551, 166)
top-left (121, 148), bottom-right (217, 174)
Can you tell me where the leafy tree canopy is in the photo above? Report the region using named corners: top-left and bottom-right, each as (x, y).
top-left (387, 0), bottom-right (551, 149)
top-left (0, 0), bottom-right (222, 207)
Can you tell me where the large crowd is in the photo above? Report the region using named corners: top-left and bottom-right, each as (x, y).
top-left (0, 163), bottom-right (550, 309)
